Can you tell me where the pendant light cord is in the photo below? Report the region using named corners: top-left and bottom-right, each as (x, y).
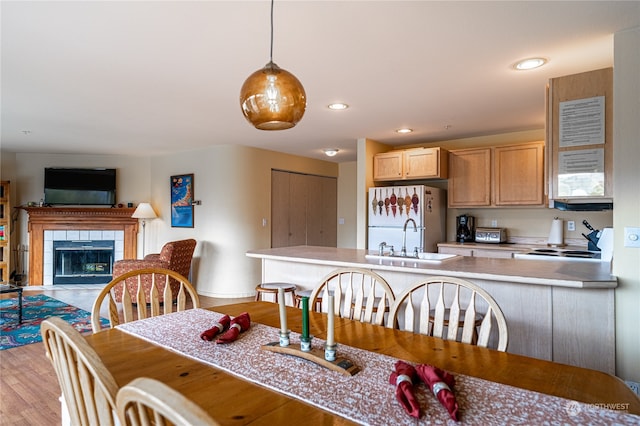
top-left (269, 0), bottom-right (274, 63)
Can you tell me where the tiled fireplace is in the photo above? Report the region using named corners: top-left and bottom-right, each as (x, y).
top-left (22, 207), bottom-right (139, 285)
top-left (44, 229), bottom-right (124, 285)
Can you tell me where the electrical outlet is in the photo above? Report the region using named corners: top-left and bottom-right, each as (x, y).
top-left (624, 227), bottom-right (640, 248)
top-left (567, 221), bottom-right (575, 231)
top-left (491, 220), bottom-right (497, 227)
top-left (626, 380), bottom-right (640, 396)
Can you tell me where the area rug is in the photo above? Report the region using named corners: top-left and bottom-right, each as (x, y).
top-left (0, 294), bottom-right (107, 350)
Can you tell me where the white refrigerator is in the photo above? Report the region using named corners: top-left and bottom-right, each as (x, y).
top-left (367, 185), bottom-right (446, 253)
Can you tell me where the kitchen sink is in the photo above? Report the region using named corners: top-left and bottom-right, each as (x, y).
top-left (365, 252), bottom-right (460, 263)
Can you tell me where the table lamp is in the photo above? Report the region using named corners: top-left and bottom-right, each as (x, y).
top-left (132, 202), bottom-right (157, 256)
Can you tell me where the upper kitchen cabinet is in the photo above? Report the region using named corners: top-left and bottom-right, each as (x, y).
top-left (547, 68), bottom-right (613, 207)
top-left (373, 147), bottom-right (448, 181)
top-left (494, 142), bottom-right (545, 206)
top-left (403, 147), bottom-right (448, 179)
top-left (373, 151), bottom-right (403, 180)
top-left (448, 147), bottom-right (491, 207)
top-left (448, 142), bottom-right (545, 208)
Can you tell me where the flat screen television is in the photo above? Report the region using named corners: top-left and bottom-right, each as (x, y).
top-left (44, 168), bottom-right (116, 206)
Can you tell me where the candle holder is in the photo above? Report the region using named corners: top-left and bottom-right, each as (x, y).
top-left (261, 341), bottom-right (360, 376)
top-left (279, 331), bottom-right (290, 347)
top-left (324, 343), bottom-right (337, 361)
top-left (300, 336), bottom-right (313, 352)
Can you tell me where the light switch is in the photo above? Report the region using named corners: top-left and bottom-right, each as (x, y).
top-left (624, 227), bottom-right (640, 248)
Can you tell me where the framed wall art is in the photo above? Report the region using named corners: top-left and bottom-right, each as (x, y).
top-left (170, 174), bottom-right (194, 228)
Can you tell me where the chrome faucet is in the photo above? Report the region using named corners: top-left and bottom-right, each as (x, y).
top-left (378, 241), bottom-right (387, 256)
top-left (401, 218), bottom-right (417, 257)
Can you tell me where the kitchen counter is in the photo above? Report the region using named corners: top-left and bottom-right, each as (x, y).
top-left (247, 245), bottom-right (617, 374)
top-left (247, 245), bottom-right (616, 289)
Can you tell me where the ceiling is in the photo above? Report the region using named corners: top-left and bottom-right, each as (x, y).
top-left (2, 1), bottom-right (639, 163)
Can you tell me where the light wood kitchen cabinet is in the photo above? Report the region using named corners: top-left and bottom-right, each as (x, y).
top-left (547, 67), bottom-right (613, 201)
top-left (448, 148), bottom-right (491, 207)
top-left (373, 147), bottom-right (448, 181)
top-left (448, 142), bottom-right (545, 208)
top-left (494, 142), bottom-right (545, 206)
top-left (403, 147), bottom-right (448, 179)
top-left (372, 151), bottom-right (403, 180)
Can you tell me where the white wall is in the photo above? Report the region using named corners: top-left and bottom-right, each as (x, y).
top-left (613, 26), bottom-right (640, 383)
top-left (337, 161), bottom-right (357, 248)
top-left (146, 144), bottom-right (338, 298)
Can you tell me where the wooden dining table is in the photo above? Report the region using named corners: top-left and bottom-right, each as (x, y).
top-left (84, 301), bottom-right (640, 424)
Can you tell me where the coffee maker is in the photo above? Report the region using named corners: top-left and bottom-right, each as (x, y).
top-left (456, 215), bottom-right (475, 243)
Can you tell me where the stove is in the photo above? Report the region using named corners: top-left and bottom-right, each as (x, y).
top-left (514, 248), bottom-right (602, 263)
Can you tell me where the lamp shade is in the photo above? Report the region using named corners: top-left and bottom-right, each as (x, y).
top-left (131, 203), bottom-right (157, 220)
top-left (240, 61), bottom-right (306, 130)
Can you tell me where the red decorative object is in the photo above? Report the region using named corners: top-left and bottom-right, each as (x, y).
top-left (389, 360), bottom-right (420, 418)
top-left (415, 364), bottom-right (459, 421)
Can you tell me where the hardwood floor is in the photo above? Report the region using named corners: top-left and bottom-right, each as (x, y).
top-left (0, 286), bottom-right (253, 426)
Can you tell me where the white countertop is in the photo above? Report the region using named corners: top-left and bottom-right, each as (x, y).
top-left (246, 245), bottom-right (617, 289)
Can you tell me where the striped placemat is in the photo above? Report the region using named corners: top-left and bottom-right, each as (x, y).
top-left (117, 309), bottom-right (638, 425)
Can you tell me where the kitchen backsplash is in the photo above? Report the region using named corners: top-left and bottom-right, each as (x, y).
top-left (445, 207), bottom-right (613, 247)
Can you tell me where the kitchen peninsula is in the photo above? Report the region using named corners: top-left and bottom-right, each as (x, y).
top-left (247, 245), bottom-right (616, 374)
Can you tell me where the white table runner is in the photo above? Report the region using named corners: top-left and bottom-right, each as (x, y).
top-left (117, 309), bottom-right (638, 425)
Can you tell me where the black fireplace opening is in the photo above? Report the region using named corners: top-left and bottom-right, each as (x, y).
top-left (53, 240), bottom-right (115, 284)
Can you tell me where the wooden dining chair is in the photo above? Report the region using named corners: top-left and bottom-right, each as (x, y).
top-left (41, 317), bottom-right (119, 426)
top-left (91, 267), bottom-right (200, 333)
top-left (116, 377), bottom-right (220, 426)
top-left (388, 276), bottom-right (509, 351)
top-left (309, 268), bottom-right (395, 326)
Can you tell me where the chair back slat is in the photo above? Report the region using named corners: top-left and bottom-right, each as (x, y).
top-left (447, 286), bottom-right (462, 341)
top-left (162, 279), bottom-right (172, 314)
top-left (177, 283), bottom-right (187, 311)
top-left (418, 288), bottom-right (431, 335)
top-left (121, 287), bottom-right (134, 324)
top-left (404, 295), bottom-right (415, 332)
top-left (460, 292), bottom-right (478, 344)
top-left (136, 275), bottom-right (147, 320)
top-left (352, 273), bottom-right (365, 321)
top-left (309, 268), bottom-right (395, 326)
top-left (107, 293), bottom-right (120, 328)
top-left (91, 267), bottom-right (200, 333)
top-left (432, 282), bottom-right (446, 338)
top-left (149, 276), bottom-right (160, 316)
top-left (477, 306), bottom-right (495, 347)
top-left (388, 276), bottom-right (509, 352)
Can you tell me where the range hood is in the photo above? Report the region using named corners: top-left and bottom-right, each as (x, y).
top-left (550, 198), bottom-right (613, 212)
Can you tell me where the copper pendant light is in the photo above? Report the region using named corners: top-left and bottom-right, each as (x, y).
top-left (240, 0), bottom-right (306, 130)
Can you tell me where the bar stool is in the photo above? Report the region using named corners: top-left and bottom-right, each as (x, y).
top-left (255, 282), bottom-right (297, 306)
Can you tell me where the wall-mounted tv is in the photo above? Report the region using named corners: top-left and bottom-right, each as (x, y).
top-left (44, 168), bottom-right (116, 206)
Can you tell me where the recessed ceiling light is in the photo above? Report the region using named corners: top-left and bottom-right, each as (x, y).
top-left (328, 103), bottom-right (349, 110)
top-left (514, 57), bottom-right (547, 70)
top-left (395, 128), bottom-right (413, 134)
top-left (323, 149), bottom-right (339, 157)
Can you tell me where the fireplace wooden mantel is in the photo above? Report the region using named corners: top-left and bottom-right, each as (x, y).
top-left (21, 207), bottom-right (139, 285)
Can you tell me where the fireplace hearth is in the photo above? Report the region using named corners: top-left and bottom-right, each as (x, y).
top-left (53, 240), bottom-right (115, 284)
